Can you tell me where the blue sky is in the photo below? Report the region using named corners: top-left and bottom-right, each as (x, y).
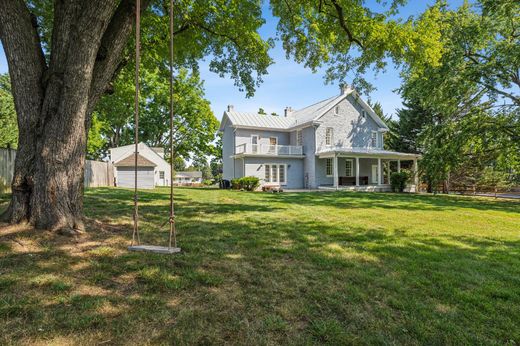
top-left (0, 0), bottom-right (467, 121)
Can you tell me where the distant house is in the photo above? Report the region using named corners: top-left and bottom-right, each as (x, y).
top-left (173, 171), bottom-right (203, 185)
top-left (109, 143), bottom-right (171, 189)
top-left (219, 85), bottom-right (420, 191)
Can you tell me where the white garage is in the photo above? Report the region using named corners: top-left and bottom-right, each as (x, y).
top-left (114, 153), bottom-right (156, 189)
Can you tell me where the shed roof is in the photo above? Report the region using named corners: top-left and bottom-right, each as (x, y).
top-left (114, 153), bottom-right (157, 167)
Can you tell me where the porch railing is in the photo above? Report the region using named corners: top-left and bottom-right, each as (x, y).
top-left (235, 143), bottom-right (304, 156)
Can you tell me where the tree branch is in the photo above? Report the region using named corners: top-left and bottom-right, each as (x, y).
top-left (0, 0), bottom-right (47, 124)
top-left (329, 0), bottom-right (364, 49)
top-left (87, 0), bottom-right (153, 117)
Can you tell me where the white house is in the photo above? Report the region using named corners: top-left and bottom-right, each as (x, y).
top-left (173, 171), bottom-right (203, 185)
top-left (220, 85), bottom-right (420, 191)
top-left (109, 143), bottom-right (171, 189)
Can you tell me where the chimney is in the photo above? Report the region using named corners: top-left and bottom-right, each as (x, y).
top-left (284, 106), bottom-right (293, 117)
top-left (227, 104), bottom-right (234, 112)
top-left (340, 84), bottom-right (351, 95)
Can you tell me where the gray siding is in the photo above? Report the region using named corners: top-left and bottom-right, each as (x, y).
top-left (244, 157), bottom-right (304, 189)
top-left (235, 128), bottom-right (290, 148)
top-left (302, 126), bottom-right (317, 188)
top-left (315, 95), bottom-right (382, 150)
top-left (222, 125), bottom-right (235, 180)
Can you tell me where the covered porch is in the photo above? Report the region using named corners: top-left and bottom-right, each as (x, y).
top-left (316, 148), bottom-right (420, 192)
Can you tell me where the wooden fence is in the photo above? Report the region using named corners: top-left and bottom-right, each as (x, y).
top-left (0, 148), bottom-right (114, 189)
top-left (0, 148), bottom-right (16, 190)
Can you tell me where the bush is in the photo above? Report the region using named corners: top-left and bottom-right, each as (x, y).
top-left (230, 176), bottom-right (260, 191)
top-left (390, 172), bottom-right (410, 192)
top-left (202, 179), bottom-right (213, 186)
top-left (239, 176), bottom-right (260, 191)
top-left (230, 178), bottom-right (241, 190)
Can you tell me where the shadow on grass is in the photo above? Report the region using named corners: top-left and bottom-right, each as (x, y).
top-left (1, 188), bottom-right (519, 344)
top-left (271, 190), bottom-right (520, 213)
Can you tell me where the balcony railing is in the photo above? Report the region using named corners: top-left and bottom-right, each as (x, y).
top-left (235, 143), bottom-right (304, 156)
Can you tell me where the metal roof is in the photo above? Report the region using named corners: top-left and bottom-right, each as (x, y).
top-left (291, 95), bottom-right (343, 125)
top-left (219, 87), bottom-right (389, 131)
top-left (225, 111), bottom-right (295, 129)
top-left (317, 147), bottom-right (421, 158)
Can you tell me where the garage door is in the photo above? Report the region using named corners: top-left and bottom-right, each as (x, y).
top-left (117, 167), bottom-right (155, 189)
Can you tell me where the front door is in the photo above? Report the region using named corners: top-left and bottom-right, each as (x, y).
top-left (371, 165), bottom-right (378, 184)
top-left (269, 137), bottom-right (278, 153)
top-left (251, 135), bottom-right (259, 153)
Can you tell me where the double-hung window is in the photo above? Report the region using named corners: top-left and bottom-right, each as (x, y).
top-left (296, 129), bottom-right (303, 146)
top-left (371, 131), bottom-right (378, 148)
top-left (325, 128), bottom-right (333, 146)
top-left (264, 164), bottom-right (286, 184)
top-left (159, 171), bottom-right (165, 179)
top-left (326, 158), bottom-right (333, 176)
top-left (345, 160), bottom-right (353, 177)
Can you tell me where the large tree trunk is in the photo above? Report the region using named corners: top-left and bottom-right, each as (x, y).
top-left (0, 0), bottom-right (149, 232)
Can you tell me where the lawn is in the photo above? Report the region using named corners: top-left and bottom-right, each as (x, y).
top-left (0, 188), bottom-right (519, 345)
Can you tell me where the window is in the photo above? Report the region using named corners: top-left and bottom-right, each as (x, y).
top-left (271, 165), bottom-right (278, 182)
top-left (345, 160), bottom-right (353, 177)
top-left (325, 128), bottom-right (333, 146)
top-left (296, 129), bottom-right (303, 146)
top-left (371, 131), bottom-right (378, 147)
top-left (334, 106), bottom-right (339, 115)
top-left (362, 110), bottom-right (367, 118)
top-left (278, 165), bottom-right (285, 183)
top-left (159, 171), bottom-right (165, 179)
top-left (265, 164), bottom-right (287, 184)
top-left (326, 158), bottom-right (333, 176)
top-left (251, 135), bottom-right (259, 153)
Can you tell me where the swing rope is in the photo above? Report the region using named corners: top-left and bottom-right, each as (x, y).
top-left (131, 0), bottom-right (177, 251)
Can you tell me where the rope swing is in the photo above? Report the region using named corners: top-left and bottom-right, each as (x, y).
top-left (128, 0), bottom-right (181, 254)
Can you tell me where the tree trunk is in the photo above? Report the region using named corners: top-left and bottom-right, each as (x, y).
top-left (0, 0), bottom-right (149, 232)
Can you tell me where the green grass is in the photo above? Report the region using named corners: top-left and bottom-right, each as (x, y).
top-left (0, 188), bottom-right (519, 344)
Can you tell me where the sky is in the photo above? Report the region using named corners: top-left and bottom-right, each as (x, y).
top-left (0, 0), bottom-right (468, 121)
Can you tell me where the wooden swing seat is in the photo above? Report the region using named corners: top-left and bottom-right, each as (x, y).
top-left (128, 245), bottom-right (181, 254)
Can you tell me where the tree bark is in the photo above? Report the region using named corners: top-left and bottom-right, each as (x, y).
top-left (0, 0), bottom-right (149, 232)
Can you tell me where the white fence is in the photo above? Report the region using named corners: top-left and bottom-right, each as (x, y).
top-left (235, 143), bottom-right (304, 156)
top-left (0, 148), bottom-right (114, 189)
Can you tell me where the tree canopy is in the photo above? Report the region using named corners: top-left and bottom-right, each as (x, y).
top-left (0, 74), bottom-right (18, 149)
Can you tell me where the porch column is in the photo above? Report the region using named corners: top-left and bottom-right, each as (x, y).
top-left (413, 159), bottom-right (419, 186)
top-left (333, 154), bottom-right (339, 189)
top-left (355, 157), bottom-right (360, 186)
top-left (397, 159), bottom-right (401, 173)
top-left (377, 158), bottom-right (382, 185)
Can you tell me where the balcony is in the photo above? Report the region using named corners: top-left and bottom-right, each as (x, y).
top-left (235, 143), bottom-right (304, 156)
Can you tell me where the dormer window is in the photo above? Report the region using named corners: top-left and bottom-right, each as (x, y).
top-left (334, 106), bottom-right (339, 115)
top-left (371, 131), bottom-right (378, 148)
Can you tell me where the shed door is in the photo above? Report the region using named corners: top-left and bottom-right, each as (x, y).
top-left (117, 167), bottom-right (155, 189)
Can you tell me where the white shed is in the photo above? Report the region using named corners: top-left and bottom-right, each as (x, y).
top-left (114, 153), bottom-right (156, 189)
top-left (110, 143), bottom-right (171, 188)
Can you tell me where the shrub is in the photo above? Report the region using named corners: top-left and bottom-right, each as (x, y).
top-left (239, 176), bottom-right (260, 191)
top-left (230, 176), bottom-right (260, 191)
top-left (202, 179), bottom-right (213, 186)
top-left (230, 178), bottom-right (241, 190)
top-left (390, 171), bottom-right (410, 192)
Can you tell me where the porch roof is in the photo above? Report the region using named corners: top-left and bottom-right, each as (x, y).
top-left (317, 147), bottom-right (420, 159)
